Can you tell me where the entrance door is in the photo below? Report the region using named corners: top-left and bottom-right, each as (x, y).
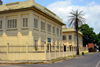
top-left (47, 38), bottom-right (51, 52)
top-left (47, 43), bottom-right (51, 52)
top-left (70, 46), bottom-right (72, 51)
top-left (64, 46), bottom-right (66, 52)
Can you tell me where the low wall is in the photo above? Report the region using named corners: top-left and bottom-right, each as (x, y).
top-left (0, 53), bottom-right (45, 61)
top-left (0, 45), bottom-right (88, 61)
top-left (46, 51), bottom-right (78, 60)
top-left (0, 53), bottom-right (7, 60)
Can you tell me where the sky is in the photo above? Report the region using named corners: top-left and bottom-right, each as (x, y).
top-left (2, 0), bottom-right (100, 34)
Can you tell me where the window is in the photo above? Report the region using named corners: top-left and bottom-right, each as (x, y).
top-left (63, 35), bottom-right (66, 40)
top-left (23, 18), bottom-right (28, 27)
top-left (47, 24), bottom-right (51, 32)
top-left (7, 19), bottom-right (17, 29)
top-left (60, 30), bottom-right (61, 35)
top-left (34, 40), bottom-right (37, 47)
top-left (53, 26), bottom-right (55, 34)
top-left (41, 21), bottom-right (45, 31)
top-left (57, 28), bottom-right (59, 35)
top-left (34, 18), bottom-right (38, 28)
top-left (57, 40), bottom-right (59, 49)
top-left (0, 21), bottom-right (2, 29)
top-left (69, 35), bottom-right (72, 40)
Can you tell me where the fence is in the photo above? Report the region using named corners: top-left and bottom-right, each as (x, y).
top-left (0, 44), bottom-right (88, 61)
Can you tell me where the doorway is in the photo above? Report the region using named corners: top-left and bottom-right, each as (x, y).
top-left (64, 45), bottom-right (66, 52)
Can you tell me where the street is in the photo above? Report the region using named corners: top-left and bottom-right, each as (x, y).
top-left (0, 53), bottom-right (100, 67)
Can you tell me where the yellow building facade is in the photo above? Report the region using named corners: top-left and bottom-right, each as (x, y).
top-left (0, 0), bottom-right (88, 61)
top-left (0, 0), bottom-right (65, 49)
top-left (62, 27), bottom-right (83, 47)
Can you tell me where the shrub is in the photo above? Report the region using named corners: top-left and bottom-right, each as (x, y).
top-left (35, 47), bottom-right (38, 51)
top-left (82, 52), bottom-right (84, 55)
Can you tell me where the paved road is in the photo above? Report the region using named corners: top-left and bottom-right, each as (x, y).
top-left (0, 53), bottom-right (100, 67)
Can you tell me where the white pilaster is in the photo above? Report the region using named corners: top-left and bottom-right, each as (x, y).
top-left (38, 16), bottom-right (41, 47)
top-left (3, 16), bottom-right (6, 45)
top-left (17, 14), bottom-right (21, 45)
top-left (28, 11), bottom-right (34, 46)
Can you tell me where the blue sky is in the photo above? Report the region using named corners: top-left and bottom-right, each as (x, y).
top-left (3, 0), bottom-right (100, 7)
top-left (2, 0), bottom-right (100, 34)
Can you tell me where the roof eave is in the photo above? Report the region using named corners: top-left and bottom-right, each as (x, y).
top-left (0, 6), bottom-right (65, 25)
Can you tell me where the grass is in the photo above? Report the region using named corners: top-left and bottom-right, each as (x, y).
top-left (84, 52), bottom-right (89, 54)
top-left (49, 52), bottom-right (89, 63)
top-left (49, 55), bottom-right (79, 63)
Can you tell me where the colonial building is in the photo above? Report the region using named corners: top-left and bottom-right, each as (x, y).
top-left (0, 0), bottom-right (65, 48)
top-left (0, 0), bottom-right (88, 61)
top-left (62, 27), bottom-right (83, 47)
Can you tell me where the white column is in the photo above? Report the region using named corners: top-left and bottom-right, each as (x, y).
top-left (59, 43), bottom-right (60, 58)
top-left (44, 42), bottom-right (47, 60)
top-left (28, 11), bottom-right (34, 46)
top-left (55, 43), bottom-right (56, 59)
top-left (26, 42), bottom-right (28, 61)
top-left (38, 16), bottom-right (41, 47)
top-left (17, 14), bottom-right (21, 45)
top-left (44, 20), bottom-right (47, 60)
top-left (49, 43), bottom-right (51, 60)
top-left (51, 23), bottom-right (53, 51)
top-left (55, 25), bottom-right (57, 58)
top-left (3, 16), bottom-right (6, 46)
top-left (72, 33), bottom-right (74, 46)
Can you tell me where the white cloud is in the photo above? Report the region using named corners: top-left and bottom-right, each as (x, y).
top-left (47, 0), bottom-right (100, 34)
top-left (87, 1), bottom-right (97, 6)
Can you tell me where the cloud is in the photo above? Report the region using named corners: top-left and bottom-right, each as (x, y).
top-left (47, 0), bottom-right (100, 34)
top-left (87, 1), bottom-right (97, 6)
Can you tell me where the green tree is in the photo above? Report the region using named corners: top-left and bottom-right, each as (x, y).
top-left (97, 33), bottom-right (100, 46)
top-left (79, 24), bottom-right (98, 46)
top-left (68, 10), bottom-right (85, 55)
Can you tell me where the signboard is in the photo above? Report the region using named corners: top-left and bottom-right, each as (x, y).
top-left (48, 38), bottom-right (51, 42)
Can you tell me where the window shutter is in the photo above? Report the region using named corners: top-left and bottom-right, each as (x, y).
top-left (34, 18), bottom-right (35, 28)
top-left (0, 21), bottom-right (1, 29)
top-left (26, 18), bottom-right (28, 27)
top-left (36, 19), bottom-right (38, 28)
top-left (23, 18), bottom-right (25, 27)
top-left (15, 19), bottom-right (17, 28)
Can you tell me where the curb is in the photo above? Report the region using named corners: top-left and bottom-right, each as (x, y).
top-left (0, 62), bottom-right (52, 65)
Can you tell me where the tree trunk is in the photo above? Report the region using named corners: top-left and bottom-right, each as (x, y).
top-left (76, 19), bottom-right (79, 55)
top-left (76, 28), bottom-right (79, 55)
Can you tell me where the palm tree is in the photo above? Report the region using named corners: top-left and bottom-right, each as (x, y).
top-left (68, 10), bottom-right (85, 55)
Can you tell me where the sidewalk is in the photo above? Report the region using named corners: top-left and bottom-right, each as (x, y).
top-left (0, 60), bottom-right (51, 65)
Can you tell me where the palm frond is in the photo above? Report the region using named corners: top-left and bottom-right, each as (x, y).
top-left (67, 10), bottom-right (86, 29)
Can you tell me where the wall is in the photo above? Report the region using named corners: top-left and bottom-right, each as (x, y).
top-left (0, 45), bottom-right (88, 61)
top-left (63, 32), bottom-right (74, 46)
top-left (63, 32), bottom-right (83, 47)
top-left (0, 9), bottom-right (63, 51)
